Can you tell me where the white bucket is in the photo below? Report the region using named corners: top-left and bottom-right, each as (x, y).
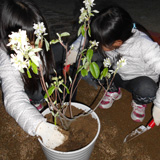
top-left (38, 102), bottom-right (101, 160)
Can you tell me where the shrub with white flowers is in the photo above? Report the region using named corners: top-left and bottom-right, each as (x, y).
top-left (7, 0), bottom-right (126, 129)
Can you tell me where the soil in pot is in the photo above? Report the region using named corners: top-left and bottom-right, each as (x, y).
top-left (45, 104), bottom-right (98, 152)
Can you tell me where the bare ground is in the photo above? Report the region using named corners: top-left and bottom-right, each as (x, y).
top-left (1, 79), bottom-right (160, 160)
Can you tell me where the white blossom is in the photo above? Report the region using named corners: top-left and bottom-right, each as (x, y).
top-left (7, 28), bottom-right (42, 73)
top-left (103, 58), bottom-right (111, 68)
top-left (79, 0), bottom-right (98, 24)
top-left (79, 7), bottom-right (88, 23)
top-left (7, 30), bottom-right (28, 50)
top-left (10, 53), bottom-right (27, 73)
top-left (116, 58), bottom-right (127, 69)
top-left (83, 0), bottom-right (95, 9)
top-left (33, 22), bottom-right (47, 39)
top-left (89, 40), bottom-right (99, 48)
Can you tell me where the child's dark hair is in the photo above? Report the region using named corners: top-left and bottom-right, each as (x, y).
top-left (0, 0), bottom-right (55, 92)
top-left (90, 5), bottom-right (133, 48)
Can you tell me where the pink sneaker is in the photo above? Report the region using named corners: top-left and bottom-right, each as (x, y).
top-left (99, 88), bottom-right (122, 109)
top-left (131, 100), bottom-right (146, 122)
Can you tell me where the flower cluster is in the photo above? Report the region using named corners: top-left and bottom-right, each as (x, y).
top-left (79, 0), bottom-right (98, 23)
top-left (116, 58), bottom-right (127, 70)
top-left (103, 58), bottom-right (111, 68)
top-left (89, 40), bottom-right (99, 49)
top-left (7, 22), bottom-right (48, 76)
top-left (7, 29), bottom-right (41, 74)
top-left (7, 30), bottom-right (28, 50)
top-left (84, 0), bottom-right (95, 8)
top-left (33, 22), bottom-right (48, 39)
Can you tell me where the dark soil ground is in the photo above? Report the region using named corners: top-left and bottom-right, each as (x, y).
top-left (1, 80), bottom-right (160, 160)
top-left (1, 0), bottom-right (160, 160)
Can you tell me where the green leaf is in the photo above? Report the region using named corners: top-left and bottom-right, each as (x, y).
top-left (50, 39), bottom-right (59, 44)
top-left (77, 65), bottom-right (83, 73)
top-left (89, 62), bottom-right (100, 79)
top-left (102, 68), bottom-right (108, 77)
top-left (79, 25), bottom-right (85, 37)
top-left (35, 38), bottom-right (40, 47)
top-left (88, 27), bottom-right (91, 37)
top-left (83, 61), bottom-right (90, 70)
top-left (28, 60), bottom-right (31, 69)
top-left (99, 73), bottom-right (103, 80)
top-left (80, 49), bottom-right (87, 55)
top-left (106, 72), bottom-right (111, 79)
top-left (31, 62), bottom-right (38, 74)
top-left (31, 48), bottom-right (42, 53)
top-left (82, 57), bottom-right (87, 65)
top-left (89, 13), bottom-right (94, 17)
top-left (44, 38), bottom-right (50, 51)
top-left (81, 28), bottom-right (85, 37)
top-left (68, 76), bottom-right (72, 84)
top-left (86, 49), bottom-right (93, 62)
top-left (27, 69), bottom-right (32, 78)
top-left (60, 32), bottom-right (70, 37)
top-left (58, 88), bottom-right (63, 93)
top-left (30, 55), bottom-right (39, 67)
top-left (81, 69), bottom-right (88, 77)
top-left (62, 84), bottom-right (70, 94)
top-left (44, 85), bottom-right (55, 99)
top-left (93, 10), bottom-right (99, 13)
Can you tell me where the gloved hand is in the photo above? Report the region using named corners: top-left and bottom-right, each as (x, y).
top-left (36, 121), bottom-right (68, 149)
top-left (65, 50), bottom-right (78, 65)
top-left (153, 106), bottom-right (160, 126)
top-left (65, 35), bottom-right (84, 65)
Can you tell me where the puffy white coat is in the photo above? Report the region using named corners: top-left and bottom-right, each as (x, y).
top-left (0, 48), bottom-right (46, 136)
top-left (106, 29), bottom-right (160, 108)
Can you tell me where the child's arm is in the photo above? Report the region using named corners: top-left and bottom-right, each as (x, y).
top-left (141, 40), bottom-right (160, 125)
top-left (0, 49), bottom-right (45, 136)
top-left (0, 49), bottom-right (67, 147)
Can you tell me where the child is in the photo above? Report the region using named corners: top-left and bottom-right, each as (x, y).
top-left (0, 0), bottom-right (66, 149)
top-left (67, 5), bottom-right (160, 125)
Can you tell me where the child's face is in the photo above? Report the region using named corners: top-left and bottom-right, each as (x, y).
top-left (102, 40), bottom-right (123, 51)
top-left (102, 45), bottom-right (116, 51)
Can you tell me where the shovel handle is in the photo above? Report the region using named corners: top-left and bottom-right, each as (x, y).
top-left (148, 119), bottom-right (155, 128)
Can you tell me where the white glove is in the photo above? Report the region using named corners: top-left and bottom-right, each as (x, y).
top-left (36, 121), bottom-right (68, 149)
top-left (65, 35), bottom-right (84, 65)
top-left (65, 50), bottom-right (78, 65)
top-left (153, 106), bottom-right (160, 126)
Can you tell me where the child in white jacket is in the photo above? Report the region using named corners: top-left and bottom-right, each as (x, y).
top-left (66, 5), bottom-right (160, 125)
top-left (0, 0), bottom-right (66, 149)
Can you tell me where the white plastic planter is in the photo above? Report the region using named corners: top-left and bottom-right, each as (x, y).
top-left (38, 102), bottom-right (101, 160)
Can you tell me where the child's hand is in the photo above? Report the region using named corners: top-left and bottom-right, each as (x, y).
top-left (36, 121), bottom-right (68, 149)
top-left (65, 50), bottom-right (78, 65)
top-left (153, 106), bottom-right (160, 126)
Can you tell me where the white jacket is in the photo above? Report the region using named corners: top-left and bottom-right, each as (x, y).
top-left (107, 29), bottom-right (160, 82)
top-left (106, 29), bottom-right (160, 108)
top-left (0, 48), bottom-right (46, 136)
